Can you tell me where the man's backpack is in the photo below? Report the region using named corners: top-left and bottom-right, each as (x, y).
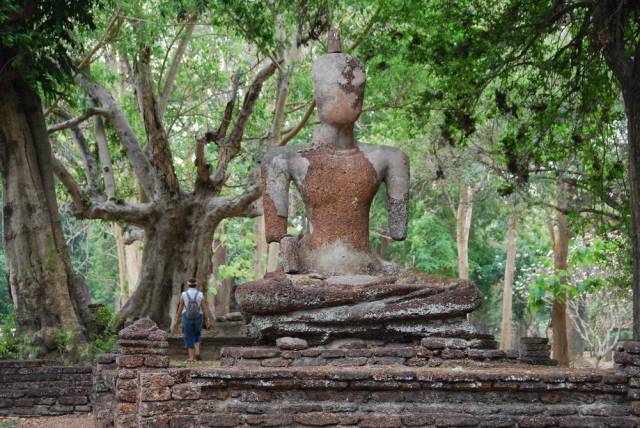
top-left (184, 289), bottom-right (200, 320)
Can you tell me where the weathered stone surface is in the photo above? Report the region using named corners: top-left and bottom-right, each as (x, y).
top-left (171, 383), bottom-right (201, 400)
top-left (276, 336), bottom-right (308, 350)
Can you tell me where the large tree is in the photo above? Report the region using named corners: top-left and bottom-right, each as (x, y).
top-left (49, 2), bottom-right (328, 329)
top-left (0, 1), bottom-right (96, 350)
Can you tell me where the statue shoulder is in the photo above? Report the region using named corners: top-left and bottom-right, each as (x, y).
top-left (263, 144), bottom-right (311, 166)
top-left (358, 143), bottom-right (409, 170)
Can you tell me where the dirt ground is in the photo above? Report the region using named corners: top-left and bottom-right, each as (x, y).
top-left (0, 414), bottom-right (95, 428)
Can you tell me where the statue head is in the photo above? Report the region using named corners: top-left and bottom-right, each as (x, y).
top-left (312, 30), bottom-right (366, 126)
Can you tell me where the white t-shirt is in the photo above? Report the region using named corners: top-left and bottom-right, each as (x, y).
top-left (181, 288), bottom-right (204, 315)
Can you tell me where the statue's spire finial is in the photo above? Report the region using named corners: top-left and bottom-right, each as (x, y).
top-left (327, 28), bottom-right (341, 53)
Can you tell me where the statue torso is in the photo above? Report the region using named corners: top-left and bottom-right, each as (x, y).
top-left (299, 145), bottom-right (379, 251)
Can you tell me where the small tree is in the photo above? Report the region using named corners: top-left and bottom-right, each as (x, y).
top-left (568, 286), bottom-right (631, 368)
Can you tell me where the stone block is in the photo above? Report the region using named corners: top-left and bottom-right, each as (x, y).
top-left (290, 357), bottom-right (328, 367)
top-left (116, 388), bottom-right (138, 403)
top-left (140, 386), bottom-right (171, 402)
top-left (293, 412), bottom-right (343, 426)
top-left (118, 368), bottom-right (137, 379)
top-left (516, 416), bottom-right (558, 427)
top-left (117, 355), bottom-right (144, 369)
top-left (360, 415), bottom-right (402, 427)
top-left (240, 347), bottom-right (280, 359)
top-left (329, 357), bottom-right (368, 366)
top-left (402, 415), bottom-right (436, 426)
top-left (373, 346), bottom-right (417, 358)
top-left (345, 348), bottom-right (373, 357)
top-left (276, 337), bottom-right (308, 350)
top-left (440, 349), bottom-right (466, 359)
top-left (144, 355), bottom-right (170, 368)
top-left (171, 383), bottom-right (201, 400)
top-left (140, 372), bottom-right (175, 388)
top-left (244, 414), bottom-right (293, 426)
top-left (435, 415), bottom-right (480, 427)
top-left (319, 349), bottom-right (346, 358)
top-left (58, 395), bottom-right (88, 405)
top-left (368, 356), bottom-right (406, 365)
top-left (117, 378), bottom-right (138, 391)
top-left (261, 358), bottom-right (290, 367)
top-left (421, 338), bottom-right (447, 349)
top-left (200, 413), bottom-right (242, 427)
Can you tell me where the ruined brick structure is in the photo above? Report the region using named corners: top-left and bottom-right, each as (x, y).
top-left (0, 360), bottom-right (92, 417)
top-left (96, 318), bottom-right (640, 427)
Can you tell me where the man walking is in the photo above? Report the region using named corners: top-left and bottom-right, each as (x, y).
top-left (176, 278), bottom-right (211, 361)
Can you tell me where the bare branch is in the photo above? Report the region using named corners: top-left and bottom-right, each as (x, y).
top-left (278, 98), bottom-right (316, 146)
top-left (208, 184), bottom-right (262, 219)
top-left (53, 156), bottom-right (154, 226)
top-left (52, 156), bottom-right (87, 212)
top-left (54, 109), bottom-right (101, 195)
top-left (195, 71), bottom-right (241, 190)
top-left (158, 15), bottom-right (197, 120)
top-left (47, 108), bottom-right (109, 133)
top-left (88, 200), bottom-right (155, 226)
top-left (75, 74), bottom-right (157, 199)
top-left (211, 62), bottom-right (278, 189)
top-left (135, 47), bottom-right (179, 195)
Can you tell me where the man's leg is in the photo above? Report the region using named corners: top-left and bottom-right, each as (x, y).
top-left (194, 341), bottom-right (201, 360)
top-left (194, 314), bottom-right (203, 360)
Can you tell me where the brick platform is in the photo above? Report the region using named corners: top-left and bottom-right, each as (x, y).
top-left (219, 337), bottom-right (555, 369)
top-left (102, 319), bottom-right (640, 427)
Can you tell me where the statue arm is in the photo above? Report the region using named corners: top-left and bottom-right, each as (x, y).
top-left (385, 150), bottom-right (410, 240)
top-left (261, 154), bottom-right (290, 243)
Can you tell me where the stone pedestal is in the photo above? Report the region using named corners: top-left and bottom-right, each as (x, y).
top-left (108, 319), bottom-right (640, 427)
top-left (238, 272), bottom-right (487, 345)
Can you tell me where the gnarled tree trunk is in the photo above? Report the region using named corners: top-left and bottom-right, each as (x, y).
top-left (0, 73), bottom-right (92, 350)
top-left (119, 196), bottom-right (221, 330)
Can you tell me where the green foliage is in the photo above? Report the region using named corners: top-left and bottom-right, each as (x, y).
top-left (81, 305), bottom-right (119, 360)
top-left (528, 235), bottom-right (627, 315)
top-left (0, 310), bottom-right (42, 359)
top-left (0, 0), bottom-right (96, 94)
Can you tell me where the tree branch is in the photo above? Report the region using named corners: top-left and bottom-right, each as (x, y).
top-left (210, 61), bottom-right (278, 189)
top-left (158, 15), bottom-right (197, 120)
top-left (52, 156), bottom-right (87, 212)
top-left (47, 108), bottom-right (109, 133)
top-left (208, 184), bottom-right (262, 219)
top-left (75, 74), bottom-right (157, 199)
top-left (53, 156), bottom-right (155, 226)
top-left (54, 109), bottom-right (101, 195)
top-left (134, 47), bottom-right (179, 195)
top-left (195, 70), bottom-right (241, 190)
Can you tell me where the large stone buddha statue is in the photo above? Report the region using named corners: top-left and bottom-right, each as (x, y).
top-left (237, 31), bottom-right (485, 345)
